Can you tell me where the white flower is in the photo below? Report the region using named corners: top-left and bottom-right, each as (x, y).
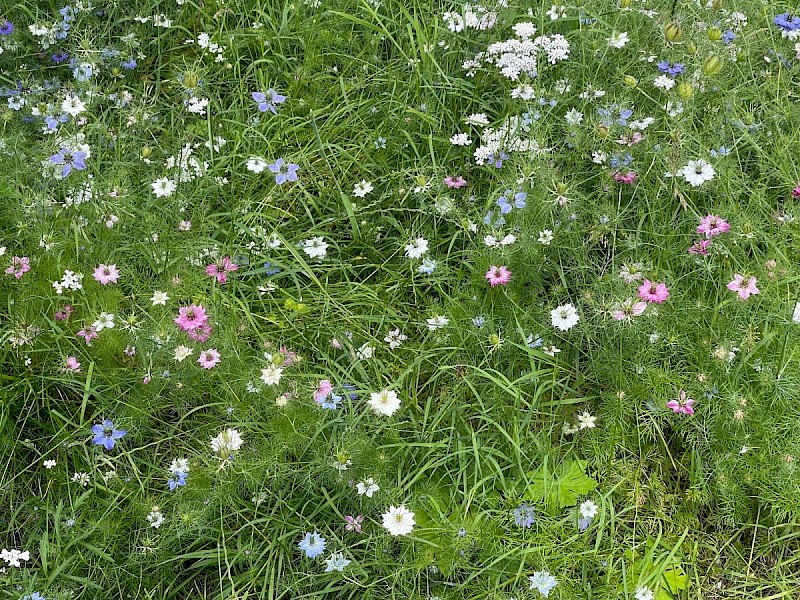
top-left (260, 365), bottom-right (284, 386)
top-left (579, 500), bottom-right (599, 519)
top-left (563, 421), bottom-right (579, 435)
top-left (577, 411), bottom-right (597, 429)
top-left (792, 301), bottom-right (800, 324)
top-left (635, 587), bottom-right (654, 600)
top-left (146, 507), bottom-right (164, 528)
top-left (654, 74), bottom-right (676, 90)
top-left (211, 428), bottom-right (243, 459)
top-left (187, 96), bottom-right (209, 114)
top-left (174, 345), bottom-right (193, 362)
top-left (607, 31), bottom-right (629, 48)
top-left (0, 549), bottom-right (30, 568)
top-left (71, 472), bottom-right (90, 486)
top-left (302, 236), bottom-right (329, 259)
top-left (679, 159), bottom-right (716, 187)
top-left (538, 230), bottom-right (554, 245)
top-left (353, 180), bottom-right (373, 197)
top-left (43, 459), bottom-right (57, 469)
top-left (92, 312), bottom-right (115, 331)
top-left (464, 113), bottom-right (490, 126)
top-left (170, 458), bottom-right (190, 474)
top-left (382, 505), bottom-right (415, 536)
top-left (564, 108), bottom-right (583, 125)
top-left (426, 315), bottom-right (449, 330)
top-left (246, 156), bottom-right (268, 173)
top-left (356, 343), bottom-right (374, 360)
top-left (529, 571), bottom-right (558, 597)
top-left (404, 237), bottom-right (429, 259)
top-left (61, 94), bottom-right (86, 116)
top-left (151, 291), bottom-right (169, 306)
top-left (546, 4), bottom-right (567, 20)
top-left (369, 389), bottom-right (401, 416)
top-left (356, 477), bottom-right (380, 497)
top-left (449, 133), bottom-right (471, 146)
top-left (384, 328), bottom-right (407, 349)
top-left (151, 177), bottom-right (177, 198)
top-left (551, 303), bottom-right (580, 331)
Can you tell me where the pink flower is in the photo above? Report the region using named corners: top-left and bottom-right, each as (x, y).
top-left (198, 348), bottom-right (221, 369)
top-left (696, 214), bottom-right (730, 238)
top-left (77, 327), bottom-right (99, 345)
top-left (792, 184), bottom-right (800, 198)
top-left (92, 264), bottom-right (120, 285)
top-left (444, 175), bottom-right (467, 189)
top-left (637, 279), bottom-right (669, 303)
top-left (205, 256), bottom-right (238, 284)
top-left (65, 356), bottom-right (81, 372)
top-left (485, 265), bottom-right (511, 287)
top-left (55, 305), bottom-right (74, 321)
top-left (666, 390), bottom-right (695, 415)
top-left (143, 375), bottom-right (152, 384)
top-left (612, 298), bottom-right (647, 321)
top-left (186, 323), bottom-right (213, 343)
top-left (280, 345), bottom-right (298, 366)
top-left (314, 380), bottom-right (334, 402)
top-left (5, 256), bottom-right (31, 279)
top-left (688, 239), bottom-right (712, 255)
top-left (612, 170), bottom-right (637, 184)
top-left (726, 274), bottom-right (759, 300)
top-left (344, 515), bottom-right (364, 533)
top-left (174, 304), bottom-right (209, 331)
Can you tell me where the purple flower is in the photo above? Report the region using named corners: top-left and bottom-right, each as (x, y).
top-left (268, 158), bottom-right (299, 184)
top-left (512, 502), bottom-right (535, 528)
top-left (91, 419), bottom-right (127, 450)
top-left (52, 51), bottom-right (70, 64)
top-left (121, 58), bottom-right (137, 69)
top-left (49, 148), bottom-right (87, 178)
top-left (252, 89), bottom-right (286, 114)
top-left (722, 29), bottom-right (736, 44)
top-left (775, 13), bottom-right (800, 33)
top-left (0, 21), bottom-right (13, 36)
top-left (167, 471), bottom-right (188, 490)
top-left (578, 516), bottom-right (592, 531)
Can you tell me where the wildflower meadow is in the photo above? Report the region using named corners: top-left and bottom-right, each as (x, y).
top-left (3, 0), bottom-right (800, 598)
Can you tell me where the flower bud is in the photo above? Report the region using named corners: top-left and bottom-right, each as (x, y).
top-left (623, 75), bottom-right (638, 87)
top-left (687, 42), bottom-right (697, 54)
top-left (183, 73), bottom-right (198, 88)
top-left (676, 81), bottom-right (694, 100)
top-left (664, 22), bottom-right (682, 42)
top-left (707, 27), bottom-right (722, 41)
top-left (141, 146), bottom-right (152, 159)
top-left (620, 0), bottom-right (632, 7)
top-left (712, 0), bottom-right (723, 9)
top-left (702, 55), bottom-right (723, 76)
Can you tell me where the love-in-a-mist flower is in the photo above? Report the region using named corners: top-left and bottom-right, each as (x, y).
top-left (205, 256), bottom-right (238, 283)
top-left (91, 419), bottom-right (127, 450)
top-left (666, 390), bottom-right (695, 415)
top-left (529, 571), bottom-right (558, 597)
top-left (485, 265), bottom-right (511, 287)
top-left (551, 303), bottom-right (580, 331)
top-left (381, 505), bottom-right (415, 536)
top-left (680, 159), bottom-right (716, 187)
top-left (368, 389), bottom-right (401, 416)
top-left (314, 379), bottom-right (343, 410)
top-left (268, 158), bottom-right (299, 184)
top-left (197, 348), bottom-right (221, 369)
top-left (174, 304), bottom-right (209, 331)
top-left (5, 256), bottom-right (30, 279)
top-left (252, 89), bottom-right (286, 114)
top-left (298, 531), bottom-right (326, 558)
top-left (727, 274), bottom-right (759, 300)
top-left (444, 175), bottom-right (467, 188)
top-left (612, 298), bottom-right (647, 321)
top-left (210, 428), bottom-right (243, 460)
top-left (50, 147), bottom-right (87, 178)
top-left (92, 263), bottom-right (119, 285)
top-left (513, 503), bottom-right (535, 528)
top-left (697, 214), bottom-right (730, 237)
top-left (356, 477), bottom-right (380, 497)
top-left (344, 515), bottom-right (364, 533)
top-left (638, 279), bottom-right (669, 303)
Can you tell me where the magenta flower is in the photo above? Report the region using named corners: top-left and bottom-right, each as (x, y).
top-left (666, 390), bottom-right (695, 415)
top-left (5, 256), bottom-right (30, 279)
top-left (344, 515), bottom-right (364, 533)
top-left (444, 175), bottom-right (467, 189)
top-left (485, 265), bottom-right (511, 287)
top-left (205, 256), bottom-right (238, 284)
top-left (186, 323), bottom-right (213, 343)
top-left (612, 170), bottom-right (637, 184)
top-left (726, 274), bottom-right (759, 300)
top-left (637, 279), bottom-right (669, 303)
top-left (612, 298), bottom-right (647, 321)
top-left (92, 264), bottom-right (120, 285)
top-left (55, 304), bottom-right (74, 321)
top-left (696, 214), bottom-right (730, 238)
top-left (77, 327), bottom-right (99, 345)
top-left (197, 348), bottom-right (221, 369)
top-left (174, 304), bottom-right (209, 331)
top-left (688, 239), bottom-right (712, 255)
top-left (792, 184), bottom-right (800, 198)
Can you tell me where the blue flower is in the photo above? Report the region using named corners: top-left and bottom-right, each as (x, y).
top-left (722, 29), bottom-right (736, 44)
top-left (774, 13), bottom-right (800, 33)
top-left (578, 516), bottom-right (592, 531)
top-left (268, 158), bottom-right (299, 185)
top-left (298, 531), bottom-right (327, 558)
top-left (91, 419), bottom-right (126, 450)
top-left (167, 471), bottom-right (188, 491)
top-left (252, 89), bottom-right (286, 114)
top-left (513, 502), bottom-right (535, 528)
top-left (0, 21), bottom-right (14, 36)
top-left (121, 58), bottom-right (137, 70)
top-left (49, 148), bottom-right (87, 178)
top-left (529, 571), bottom-right (558, 597)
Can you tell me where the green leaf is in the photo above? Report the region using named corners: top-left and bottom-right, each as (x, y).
top-left (526, 458), bottom-right (598, 510)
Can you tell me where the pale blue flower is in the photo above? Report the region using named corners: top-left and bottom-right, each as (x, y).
top-left (529, 571), bottom-right (558, 597)
top-left (298, 531), bottom-right (326, 558)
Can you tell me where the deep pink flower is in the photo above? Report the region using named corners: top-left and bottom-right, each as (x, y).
top-left (280, 345), bottom-right (298, 366)
top-left (637, 279), bottom-right (669, 303)
top-left (613, 170), bottom-right (637, 184)
top-left (726, 274), bottom-right (759, 300)
top-left (444, 175), bottom-right (467, 189)
top-left (5, 256), bottom-right (30, 279)
top-left (688, 239), bottom-right (712, 255)
top-left (666, 390), bottom-right (695, 415)
top-left (612, 298), bottom-right (647, 321)
top-left (485, 265), bottom-right (511, 287)
top-left (792, 184), bottom-right (800, 198)
top-left (55, 305), bottom-right (74, 321)
top-left (696, 214), bottom-right (730, 238)
top-left (77, 327), bottom-right (99, 345)
top-left (198, 348), bottom-right (221, 369)
top-left (174, 304), bottom-right (209, 331)
top-left (205, 256), bottom-right (238, 284)
top-left (186, 323), bottom-right (213, 343)
top-left (93, 264), bottom-right (120, 285)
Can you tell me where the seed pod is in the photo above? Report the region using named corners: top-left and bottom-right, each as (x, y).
top-left (141, 146), bottom-right (152, 159)
top-left (624, 75), bottom-right (638, 87)
top-left (712, 0), bottom-right (724, 9)
top-left (621, 0), bottom-right (632, 7)
top-left (664, 22), bottom-right (682, 42)
top-left (707, 27), bottom-right (722, 41)
top-left (183, 73), bottom-right (198, 88)
top-left (702, 55), bottom-right (723, 76)
top-left (677, 81), bottom-right (694, 100)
